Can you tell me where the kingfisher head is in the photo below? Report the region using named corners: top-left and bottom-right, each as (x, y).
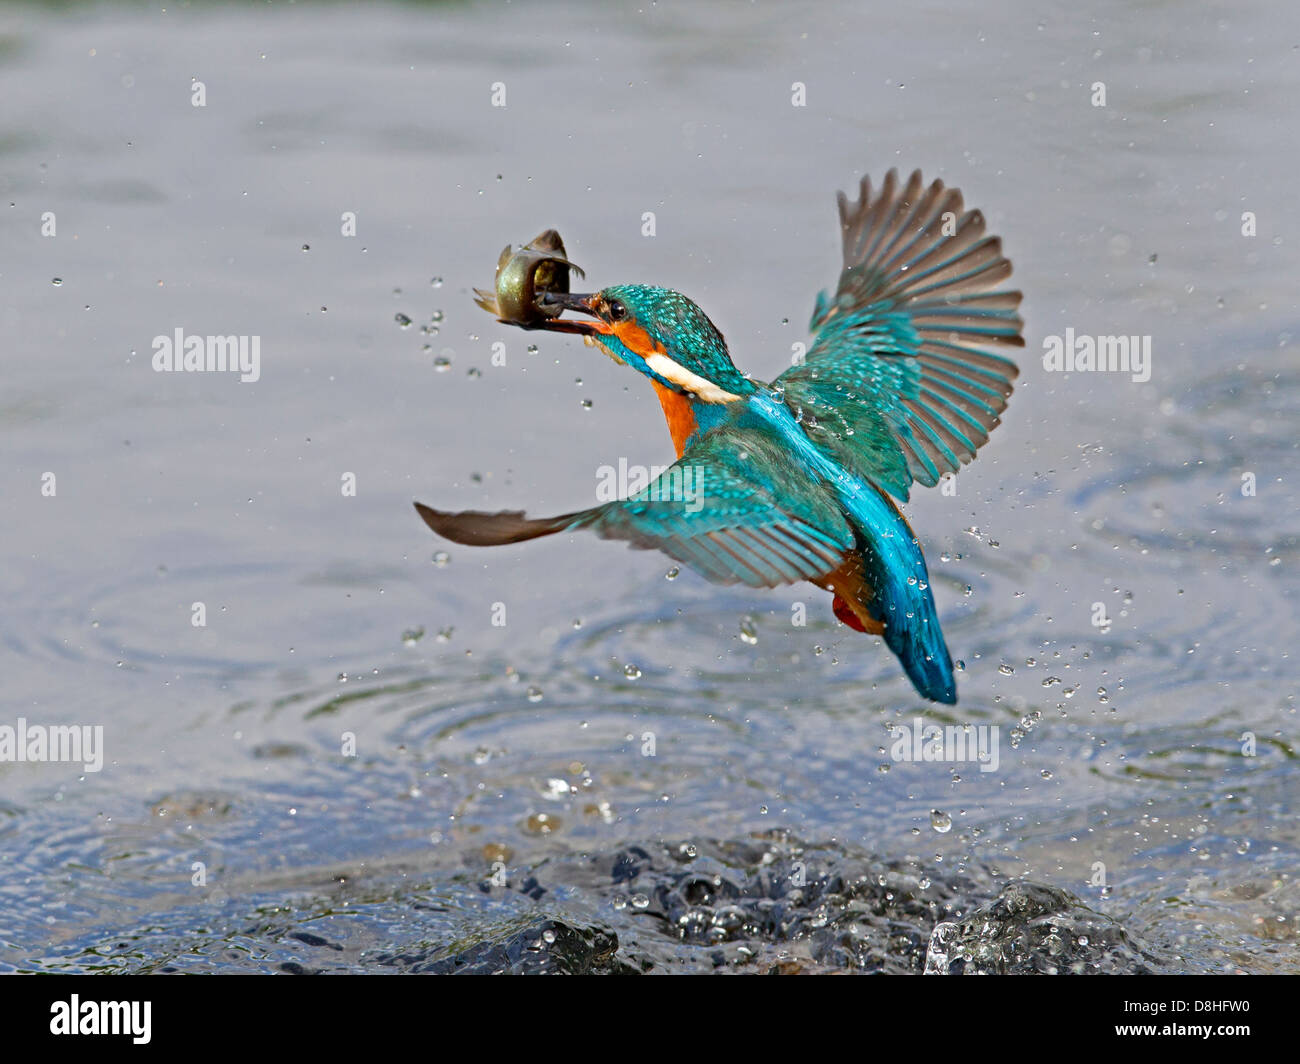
top-left (536, 285), bottom-right (753, 404)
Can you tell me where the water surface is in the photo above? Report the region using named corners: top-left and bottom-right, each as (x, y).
top-left (0, 0), bottom-right (1296, 973)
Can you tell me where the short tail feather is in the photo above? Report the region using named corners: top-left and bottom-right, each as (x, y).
top-left (829, 550), bottom-right (956, 704)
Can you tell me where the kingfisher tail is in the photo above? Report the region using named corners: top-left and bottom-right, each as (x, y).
top-left (834, 488), bottom-right (957, 704)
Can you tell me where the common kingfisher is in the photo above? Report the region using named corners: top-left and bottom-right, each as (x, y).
top-left (416, 170), bottom-right (1023, 703)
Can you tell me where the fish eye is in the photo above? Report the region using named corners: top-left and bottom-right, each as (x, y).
top-left (606, 298), bottom-right (628, 322)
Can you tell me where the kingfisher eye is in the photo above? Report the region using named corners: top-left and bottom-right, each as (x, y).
top-left (606, 299), bottom-right (628, 322)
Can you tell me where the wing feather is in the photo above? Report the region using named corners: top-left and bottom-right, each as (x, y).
top-left (416, 428), bottom-right (854, 590)
top-left (778, 169), bottom-right (1022, 499)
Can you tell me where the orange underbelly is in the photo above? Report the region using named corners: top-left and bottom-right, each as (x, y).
top-left (652, 380), bottom-right (698, 458)
top-left (820, 554), bottom-right (885, 635)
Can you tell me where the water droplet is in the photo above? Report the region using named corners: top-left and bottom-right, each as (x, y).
top-left (630, 893), bottom-right (650, 910)
top-left (998, 663), bottom-right (1014, 675)
top-left (930, 810), bottom-right (953, 833)
top-left (395, 313), bottom-right (412, 328)
top-left (430, 276), bottom-right (443, 288)
top-left (524, 811), bottom-right (559, 835)
top-left (432, 551), bottom-right (450, 567)
top-left (1041, 769), bottom-right (1053, 779)
top-left (430, 310), bottom-right (444, 323)
top-left (433, 356), bottom-right (452, 372)
top-left (739, 616), bottom-right (758, 644)
top-left (51, 277), bottom-right (63, 286)
top-left (665, 566), bottom-right (679, 580)
top-left (526, 344), bottom-right (539, 355)
top-left (623, 663), bottom-right (642, 679)
top-left (401, 626), bottom-right (424, 646)
top-left (580, 399), bottom-right (593, 409)
top-left (301, 244), bottom-right (310, 252)
top-left (526, 686), bottom-right (544, 703)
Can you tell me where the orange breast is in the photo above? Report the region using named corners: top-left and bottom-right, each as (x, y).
top-left (652, 380), bottom-right (698, 458)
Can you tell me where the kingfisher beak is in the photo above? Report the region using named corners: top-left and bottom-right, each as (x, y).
top-left (531, 292), bottom-right (608, 335)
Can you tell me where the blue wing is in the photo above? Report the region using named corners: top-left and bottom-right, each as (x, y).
top-left (415, 426), bottom-right (854, 589)
top-left (775, 169), bottom-right (1023, 501)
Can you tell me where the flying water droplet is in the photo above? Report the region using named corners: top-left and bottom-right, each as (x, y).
top-left (930, 810), bottom-right (953, 833)
top-left (739, 616), bottom-right (758, 644)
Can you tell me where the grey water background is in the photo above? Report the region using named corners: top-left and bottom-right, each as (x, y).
top-left (0, 0), bottom-right (1296, 973)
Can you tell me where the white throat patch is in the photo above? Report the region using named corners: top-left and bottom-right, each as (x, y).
top-left (644, 352), bottom-right (742, 404)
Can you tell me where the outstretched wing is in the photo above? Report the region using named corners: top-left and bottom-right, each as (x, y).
top-left (775, 169), bottom-right (1023, 501)
top-left (415, 427), bottom-right (854, 589)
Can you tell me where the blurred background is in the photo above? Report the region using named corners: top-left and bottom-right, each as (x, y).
top-left (0, 0), bottom-right (1295, 973)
